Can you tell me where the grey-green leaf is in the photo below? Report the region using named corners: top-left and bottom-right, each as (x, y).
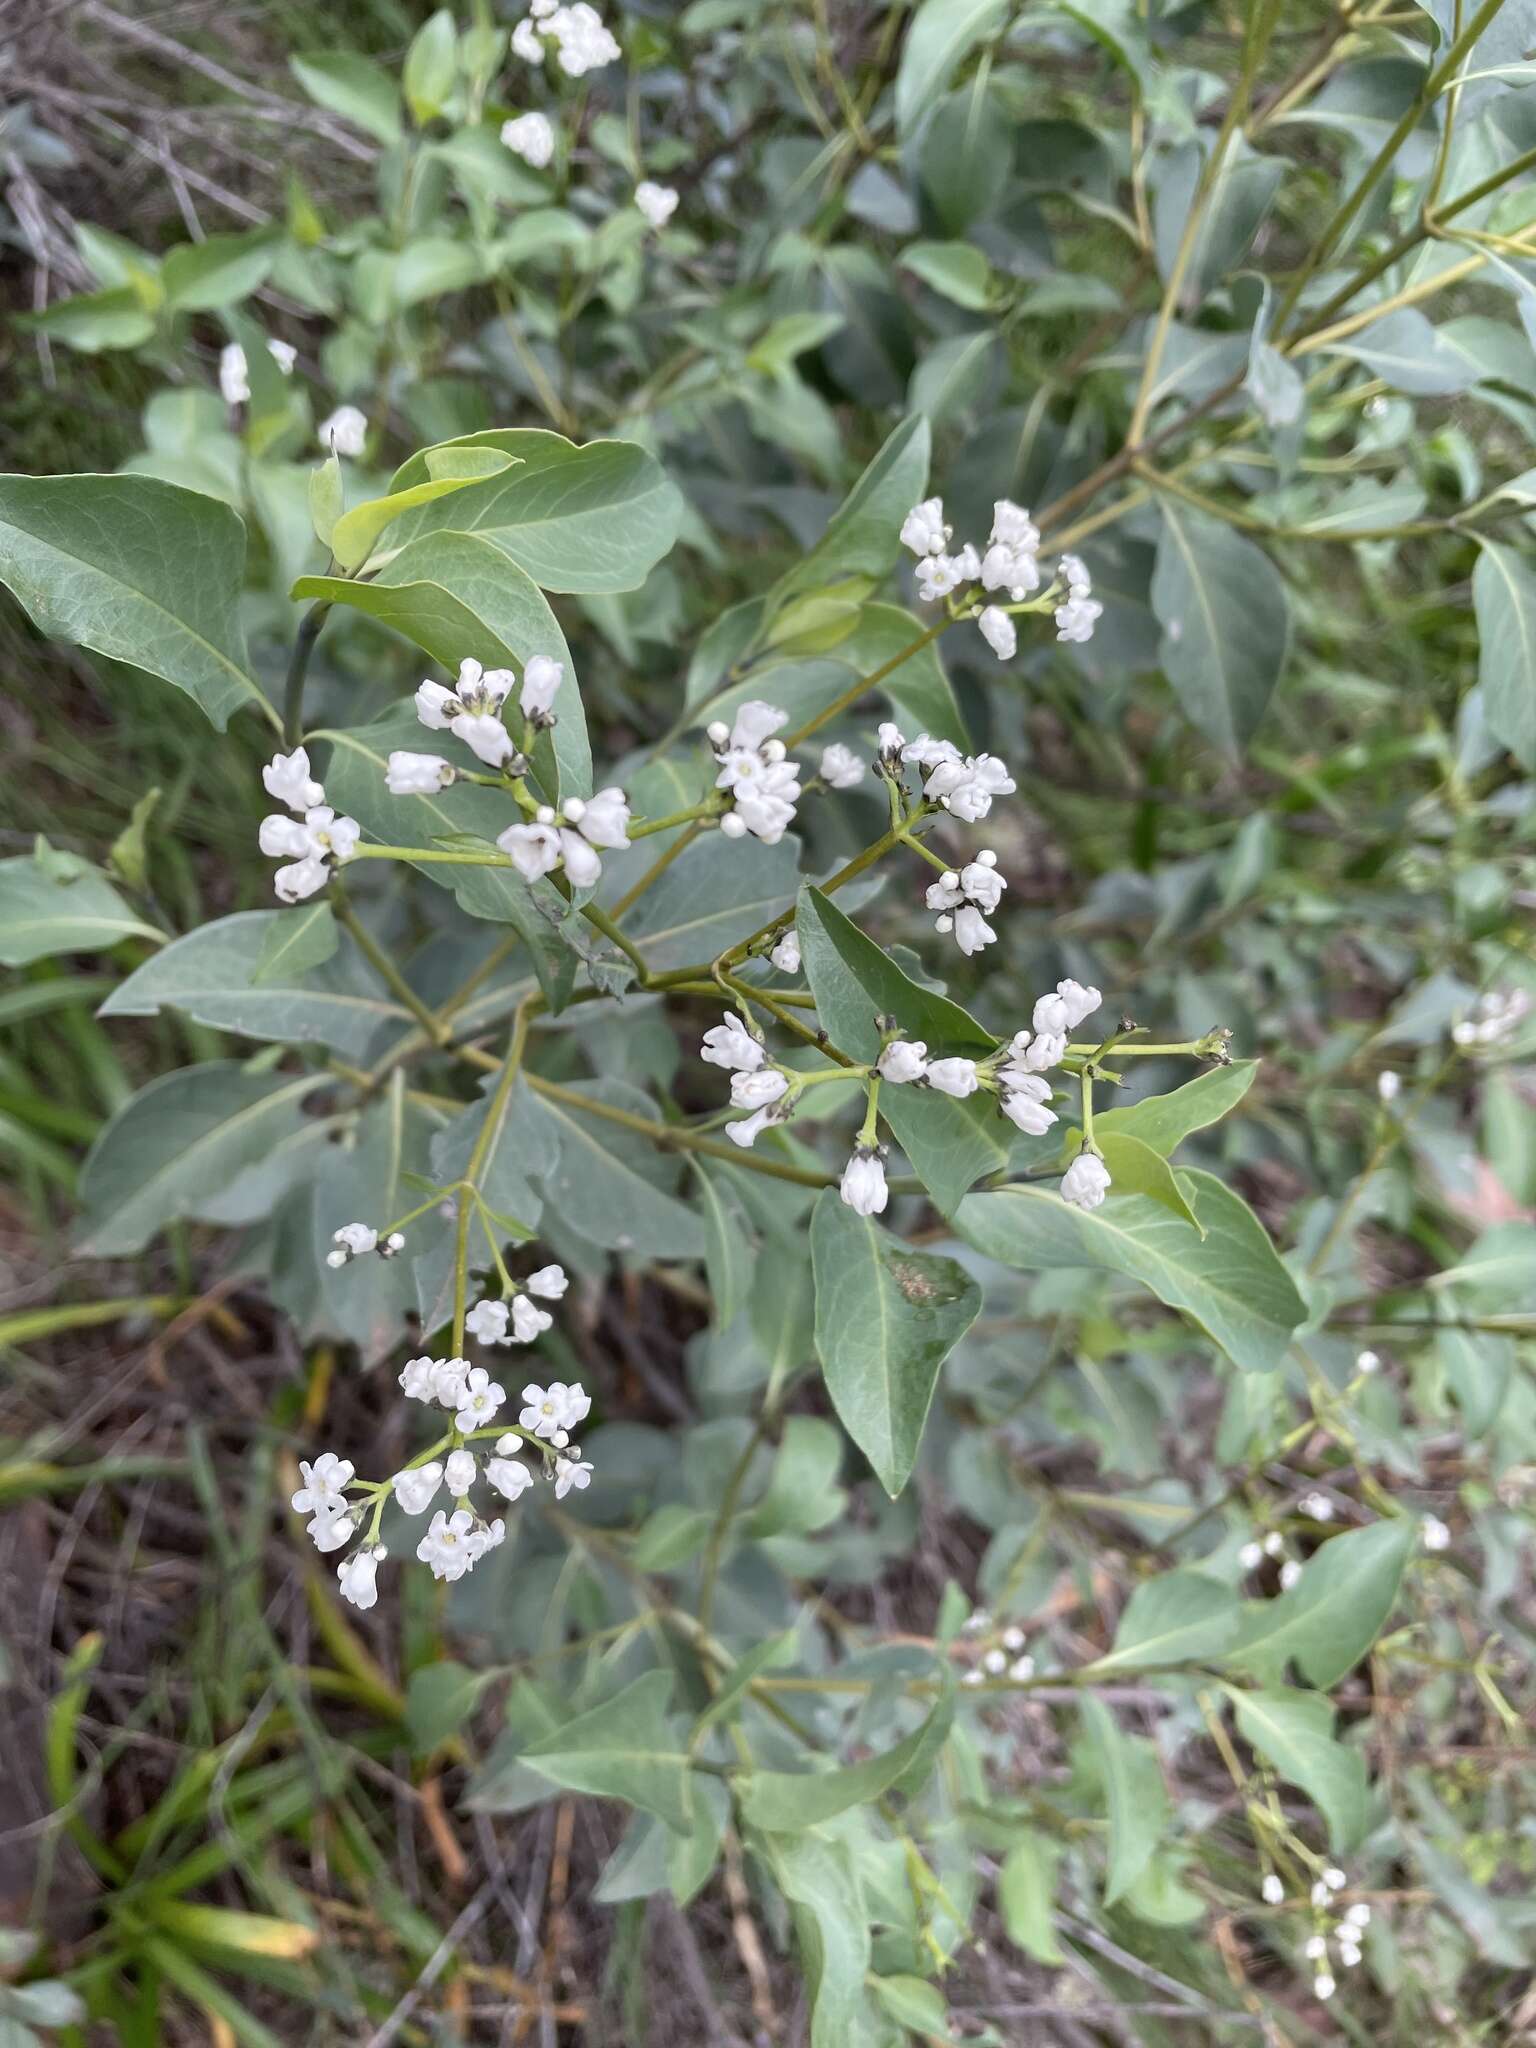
top-left (737, 1686), bottom-right (953, 1829)
top-left (1472, 538), bottom-right (1536, 769)
top-left (522, 1671), bottom-right (693, 1833)
top-left (1227, 1686), bottom-right (1368, 1854)
top-left (1081, 1696), bottom-right (1168, 1905)
top-left (1223, 1519), bottom-right (1415, 1690)
top-left (0, 853), bottom-right (162, 965)
top-left (1151, 496), bottom-right (1290, 758)
top-left (1080, 1570), bottom-right (1242, 1676)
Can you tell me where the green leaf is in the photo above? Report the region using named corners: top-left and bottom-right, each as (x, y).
top-left (1438, 1327), bottom-right (1514, 1437)
top-left (691, 1631), bottom-right (799, 1739)
top-left (251, 901), bottom-right (338, 985)
top-left (405, 1660), bottom-right (489, 1751)
top-left (1151, 497), bottom-right (1290, 758)
top-left (0, 474), bottom-right (261, 730)
top-left (309, 453), bottom-right (343, 549)
top-left (1472, 538), bottom-right (1536, 769)
top-left (631, 1504), bottom-right (712, 1571)
top-left (381, 428), bottom-right (685, 594)
top-left (745, 1416), bottom-right (846, 1538)
top-left (693, 1161), bottom-right (752, 1328)
top-left (289, 52), bottom-right (402, 145)
top-left (523, 1081), bottom-right (705, 1259)
top-left (810, 1189), bottom-right (980, 1496)
top-left (1223, 1519), bottom-right (1415, 1689)
top-left (75, 1064), bottom-right (323, 1256)
top-left (403, 9), bottom-right (457, 123)
top-left (955, 1170), bottom-right (1306, 1373)
top-left (1081, 1695), bottom-right (1168, 1905)
top-left (900, 240), bottom-right (994, 310)
top-left (108, 787), bottom-right (161, 892)
top-left (617, 829), bottom-right (802, 971)
top-left (1321, 307), bottom-right (1476, 396)
top-left (1094, 1131), bottom-right (1205, 1233)
top-left (327, 452), bottom-right (517, 572)
top-left (1080, 1570), bottom-right (1242, 1676)
top-left (161, 229), bottom-right (280, 313)
top-left (870, 1976), bottom-right (948, 2034)
top-left (798, 885), bottom-right (1008, 1213)
top-left (0, 853), bottom-right (161, 964)
top-left (737, 1686), bottom-right (953, 1829)
top-left (1093, 1061), bottom-right (1257, 1156)
top-left (299, 536), bottom-right (590, 800)
top-left (895, 0), bottom-right (1008, 139)
top-left (764, 1834), bottom-right (870, 2048)
top-left (997, 1831), bottom-right (1065, 1963)
top-left (31, 285), bottom-right (157, 352)
top-left (523, 1671), bottom-right (693, 1833)
top-left (1227, 1687), bottom-right (1368, 1854)
top-left (769, 415), bottom-right (931, 611)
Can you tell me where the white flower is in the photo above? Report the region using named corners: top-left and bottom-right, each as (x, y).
top-left (1263, 1531), bottom-right (1285, 1557)
top-left (465, 1300), bottom-right (511, 1345)
top-left (381, 1232), bottom-right (405, 1257)
top-left (263, 747), bottom-right (325, 813)
top-left (554, 1453), bottom-right (594, 1498)
top-left (510, 1296), bottom-right (553, 1342)
top-left (392, 1464), bottom-right (443, 1516)
top-left (819, 743), bottom-right (864, 789)
top-left (727, 701), bottom-right (788, 752)
top-left (900, 498), bottom-right (949, 558)
top-left (840, 1146), bottom-right (888, 1216)
top-left (526, 1264), bottom-right (567, 1300)
top-left (1304, 1934), bottom-right (1328, 1959)
top-left (977, 606), bottom-right (1017, 660)
top-left (1313, 1974), bottom-right (1336, 2002)
top-left (417, 1508), bottom-right (479, 1581)
top-left (292, 1453), bottom-right (354, 1514)
top-left (1033, 991), bottom-right (1071, 1038)
top-left (877, 721), bottom-right (906, 758)
top-left (1055, 595), bottom-right (1102, 644)
top-left (726, 1106), bottom-right (775, 1148)
top-left (511, 14), bottom-right (545, 61)
top-left (415, 659), bottom-right (517, 767)
top-left (444, 1448), bottom-right (477, 1496)
top-left (498, 821), bottom-right (563, 880)
top-left (268, 339), bottom-right (297, 375)
top-left (399, 1356), bottom-right (438, 1401)
top-left (991, 500), bottom-right (1039, 553)
top-left (1239, 1541), bottom-right (1264, 1569)
top-left (731, 1067), bottom-right (788, 1110)
top-left (981, 542), bottom-right (1041, 599)
top-left (1338, 1941), bottom-right (1362, 1968)
top-left (386, 751), bottom-right (454, 795)
top-left (338, 1544), bottom-right (385, 1608)
top-left (982, 1647), bottom-right (1007, 1675)
top-left (1001, 1089), bottom-right (1056, 1137)
top-left (953, 906), bottom-right (995, 956)
top-left (520, 654), bottom-right (563, 718)
top-left (431, 1357), bottom-right (471, 1408)
top-left (1009, 1655), bottom-right (1035, 1681)
top-left (1055, 979), bottom-right (1102, 1030)
top-left (1421, 1514), bottom-right (1451, 1551)
top-left (306, 1506), bottom-right (355, 1553)
top-left (1310, 1882), bottom-right (1331, 1908)
top-left (1345, 1903), bottom-right (1371, 1929)
top-left (952, 542), bottom-right (981, 581)
top-left (1059, 553), bottom-right (1091, 598)
top-left (1260, 1873), bottom-right (1285, 1905)
top-left (1356, 1349), bottom-right (1381, 1375)
top-left (1300, 1491), bottom-right (1334, 1522)
top-left (960, 854), bottom-right (1005, 913)
top-left (502, 110), bottom-right (556, 167)
top-left (635, 181), bottom-right (679, 229)
top-left (1377, 1070), bottom-right (1401, 1103)
top-left (927, 1057), bottom-right (979, 1098)
top-left (915, 553), bottom-right (963, 604)
top-left (260, 806), bottom-right (360, 902)
top-left (219, 343), bottom-right (250, 405)
top-left (1061, 1151), bottom-right (1112, 1210)
top-left (702, 1012), bottom-right (762, 1072)
top-left (457, 713), bottom-right (517, 769)
top-left (551, 3), bottom-right (621, 75)
top-left (713, 714), bottom-right (802, 844)
top-left (455, 1366), bottom-right (505, 1432)
top-left (520, 1381), bottom-right (588, 1441)
top-left (565, 787), bottom-right (631, 849)
top-left (1001, 1625), bottom-right (1025, 1652)
top-left (327, 1222), bottom-right (377, 1267)
top-left (487, 1453), bottom-right (533, 1501)
top-left (770, 929), bottom-right (801, 974)
top-left (1014, 1029), bottom-right (1066, 1074)
top-left (961, 1668), bottom-right (984, 1687)
top-left (1278, 1559), bottom-right (1302, 1590)
top-left (319, 405), bottom-right (367, 458)
top-left (878, 1039), bottom-right (928, 1084)
top-left (1323, 1868), bottom-right (1347, 1891)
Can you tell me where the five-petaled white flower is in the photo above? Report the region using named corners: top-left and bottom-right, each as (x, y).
top-left (819, 742), bottom-right (865, 790)
top-left (292, 1453), bottom-right (354, 1515)
top-left (635, 181), bottom-right (679, 229)
top-left (502, 111), bottom-right (556, 167)
top-left (417, 1508), bottom-right (481, 1581)
top-left (520, 1381), bottom-right (590, 1440)
top-left (465, 1299), bottom-right (511, 1346)
top-left (259, 804), bottom-right (360, 904)
top-left (319, 405), bottom-right (367, 457)
top-left (455, 1366), bottom-right (505, 1432)
top-left (702, 1012), bottom-right (762, 1072)
top-left (554, 1453), bottom-right (594, 1498)
top-left (711, 701), bottom-right (803, 845)
top-left (840, 1145), bottom-right (889, 1216)
top-left (1061, 1150), bottom-right (1112, 1210)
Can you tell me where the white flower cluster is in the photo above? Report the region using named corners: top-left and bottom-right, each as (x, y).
top-left (411, 653), bottom-right (563, 771)
top-left (705, 978), bottom-right (1108, 1217)
top-left (898, 497), bottom-right (1100, 655)
top-left (512, 0), bottom-right (620, 74)
top-left (882, 725), bottom-right (1016, 827)
top-left (502, 110), bottom-right (556, 168)
top-left (635, 181), bottom-right (679, 230)
top-left (500, 788), bottom-right (631, 889)
top-left (708, 701), bottom-right (803, 844)
top-left (1240, 1527), bottom-right (1302, 1589)
top-left (295, 1239), bottom-right (594, 1605)
top-left (318, 404), bottom-right (368, 458)
top-left (926, 849), bottom-right (1005, 957)
top-left (1452, 987), bottom-right (1530, 1048)
top-left (1302, 1874), bottom-right (1371, 1999)
top-left (959, 1613), bottom-right (1035, 1686)
top-left (219, 337), bottom-right (294, 406)
top-left (258, 746), bottom-right (359, 903)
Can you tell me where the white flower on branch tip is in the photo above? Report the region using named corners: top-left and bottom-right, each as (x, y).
top-left (498, 821), bottom-right (562, 881)
top-left (416, 659), bottom-right (518, 767)
top-left (1263, 1531), bottom-right (1284, 1557)
top-left (1000, 1086), bottom-right (1057, 1137)
top-left (902, 733), bottom-right (959, 770)
top-left (927, 1057), bottom-right (980, 1098)
top-left (840, 1146), bottom-right (888, 1216)
top-left (726, 1105), bottom-right (776, 1148)
top-left (1059, 553), bottom-right (1091, 598)
top-left (900, 498), bottom-right (950, 558)
top-left (977, 606), bottom-right (1017, 660)
top-left (1261, 1874), bottom-right (1285, 1905)
top-left (512, 1296), bottom-right (553, 1342)
top-left (511, 15), bottom-right (545, 60)
top-left (819, 743), bottom-right (864, 789)
top-left (1422, 1514), bottom-right (1451, 1551)
top-left (702, 1012), bottom-right (762, 1072)
top-left (563, 787), bottom-right (631, 849)
top-left (1061, 1150), bottom-right (1112, 1210)
top-left (338, 1544), bottom-right (385, 1608)
top-left (455, 1367), bottom-right (505, 1432)
top-left (1304, 1934), bottom-right (1327, 1958)
top-left (386, 751), bottom-right (455, 796)
top-left (327, 1222), bottom-right (377, 1266)
top-left (1239, 1541), bottom-right (1264, 1570)
top-left (770, 928), bottom-right (800, 973)
top-left (465, 1300), bottom-right (510, 1345)
top-left (417, 1508), bottom-right (482, 1581)
top-left (502, 110), bottom-right (555, 167)
top-left (306, 1506), bottom-right (355, 1553)
top-left (944, 905), bottom-right (996, 956)
top-left (444, 1448), bottom-right (477, 1497)
top-left (521, 1381), bottom-right (590, 1441)
top-left (991, 499), bottom-right (1039, 553)
top-left (520, 654), bottom-right (564, 719)
top-left (712, 701), bottom-right (802, 843)
top-left (1003, 1027), bottom-right (1065, 1076)
top-left (915, 553), bottom-right (965, 605)
top-left (263, 747), bottom-right (325, 814)
top-left (1313, 1974), bottom-right (1336, 2002)
top-left (219, 338), bottom-right (294, 405)
top-left (877, 721), bottom-right (906, 760)
top-left (259, 806), bottom-right (359, 902)
top-left (1278, 1559), bottom-right (1302, 1590)
top-left (878, 1038), bottom-right (928, 1084)
top-left (554, 1454), bottom-right (594, 1498)
top-left (553, 4), bottom-right (620, 74)
top-left (730, 1067), bottom-right (788, 1110)
top-left (487, 1448), bottom-right (534, 1501)
top-left (431, 1358), bottom-right (472, 1407)
top-left (1356, 1349), bottom-right (1381, 1374)
top-left (391, 1463), bottom-right (443, 1516)
top-left (635, 181), bottom-right (679, 229)
top-left (526, 1264), bottom-right (567, 1301)
top-left (292, 1453), bottom-right (354, 1514)
top-left (399, 1357), bottom-right (437, 1401)
top-left (319, 405), bottom-right (367, 458)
